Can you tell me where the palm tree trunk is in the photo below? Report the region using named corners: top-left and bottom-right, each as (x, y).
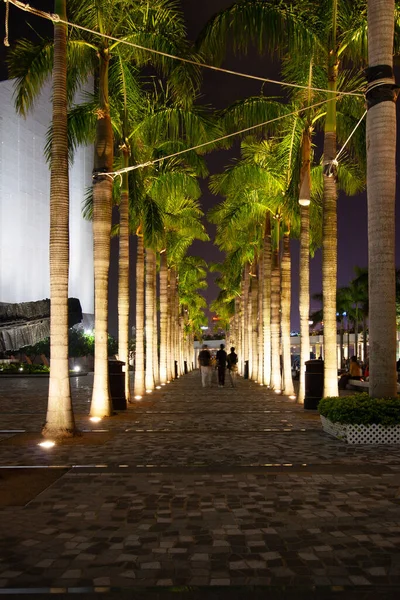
top-left (262, 214), bottom-right (272, 386)
top-left (355, 312), bottom-right (359, 358)
top-left (167, 268), bottom-right (173, 381)
top-left (118, 152), bottom-right (130, 403)
top-left (298, 204), bottom-right (310, 404)
top-left (251, 272), bottom-right (259, 382)
top-left (367, 0), bottom-right (397, 397)
top-left (240, 277), bottom-right (245, 376)
top-left (43, 0), bottom-right (75, 437)
top-left (271, 227), bottom-right (282, 391)
top-left (362, 315), bottom-right (367, 364)
top-left (257, 257), bottom-right (263, 383)
top-left (238, 296), bottom-right (243, 376)
top-left (243, 264), bottom-right (250, 377)
top-left (170, 268), bottom-right (177, 379)
top-left (90, 49), bottom-right (113, 417)
top-left (322, 24), bottom-right (339, 398)
top-left (159, 250), bottom-right (168, 384)
top-left (153, 253), bottom-right (159, 385)
top-left (281, 230), bottom-right (295, 396)
top-left (145, 247), bottom-right (155, 392)
top-left (339, 318), bottom-right (344, 368)
top-left (133, 234), bottom-right (145, 398)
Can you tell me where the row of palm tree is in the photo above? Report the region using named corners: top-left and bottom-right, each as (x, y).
top-left (7, 0), bottom-right (399, 437)
top-left (198, 0), bottom-right (399, 399)
top-left (8, 0), bottom-right (213, 433)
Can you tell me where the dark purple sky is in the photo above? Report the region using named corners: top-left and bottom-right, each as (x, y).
top-left (1, 0), bottom-right (399, 336)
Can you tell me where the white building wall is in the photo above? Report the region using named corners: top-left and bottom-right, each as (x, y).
top-left (0, 78), bottom-right (94, 314)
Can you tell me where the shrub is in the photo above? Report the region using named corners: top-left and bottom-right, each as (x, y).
top-left (319, 393), bottom-right (400, 426)
top-left (0, 363), bottom-right (49, 374)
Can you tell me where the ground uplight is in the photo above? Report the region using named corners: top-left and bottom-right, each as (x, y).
top-left (38, 440), bottom-right (55, 449)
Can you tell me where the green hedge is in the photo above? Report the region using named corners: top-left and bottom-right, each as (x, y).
top-left (0, 363), bottom-right (50, 374)
top-left (319, 393), bottom-right (400, 426)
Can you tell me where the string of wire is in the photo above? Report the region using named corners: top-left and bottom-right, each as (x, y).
top-left (103, 95), bottom-right (357, 178)
top-left (4, 0), bottom-right (364, 99)
top-left (335, 109), bottom-right (366, 162)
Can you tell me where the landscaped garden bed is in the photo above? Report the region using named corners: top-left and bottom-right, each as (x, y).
top-left (0, 363), bottom-right (87, 377)
top-left (319, 393), bottom-right (400, 444)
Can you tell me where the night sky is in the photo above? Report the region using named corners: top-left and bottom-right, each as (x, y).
top-left (1, 0), bottom-right (399, 336)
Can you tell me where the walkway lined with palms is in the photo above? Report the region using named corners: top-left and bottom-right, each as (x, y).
top-left (1, 372), bottom-right (400, 593)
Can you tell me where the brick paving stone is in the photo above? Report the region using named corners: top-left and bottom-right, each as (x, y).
top-left (1, 371), bottom-right (400, 593)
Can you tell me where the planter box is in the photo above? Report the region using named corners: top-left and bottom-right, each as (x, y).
top-left (320, 415), bottom-right (400, 444)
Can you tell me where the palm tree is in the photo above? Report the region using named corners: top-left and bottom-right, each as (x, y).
top-left (145, 247), bottom-right (156, 392)
top-left (134, 230), bottom-right (145, 399)
top-left (43, 0), bottom-right (76, 438)
top-left (9, 0), bottom-right (201, 417)
top-left (366, 0), bottom-right (398, 397)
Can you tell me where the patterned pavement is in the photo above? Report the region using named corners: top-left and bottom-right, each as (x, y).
top-left (0, 371), bottom-right (400, 598)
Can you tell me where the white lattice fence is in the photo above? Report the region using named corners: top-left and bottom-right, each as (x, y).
top-left (320, 416), bottom-right (400, 444)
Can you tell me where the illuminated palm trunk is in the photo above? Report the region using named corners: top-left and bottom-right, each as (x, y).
top-left (243, 264), bottom-right (250, 376)
top-left (257, 258), bottom-right (263, 384)
top-left (270, 240), bottom-right (281, 390)
top-left (43, 0), bottom-right (76, 437)
top-left (145, 248), bottom-right (155, 392)
top-left (240, 278), bottom-right (245, 376)
top-left (367, 0), bottom-right (397, 397)
top-left (153, 254), bottom-right (159, 385)
top-left (178, 309), bottom-right (184, 376)
top-left (159, 251), bottom-right (168, 383)
top-left (237, 297), bottom-right (243, 375)
top-left (133, 234), bottom-right (145, 398)
top-left (281, 231), bottom-right (294, 396)
top-left (322, 2), bottom-right (339, 398)
top-left (298, 204), bottom-right (310, 403)
top-left (247, 274), bottom-right (253, 379)
top-left (90, 49), bottom-right (113, 418)
top-left (118, 154), bottom-right (130, 403)
top-left (251, 273), bottom-right (259, 381)
top-left (170, 268), bottom-right (177, 379)
top-left (167, 268), bottom-right (173, 381)
top-left (262, 214), bottom-right (272, 387)
top-left (298, 129), bottom-right (311, 404)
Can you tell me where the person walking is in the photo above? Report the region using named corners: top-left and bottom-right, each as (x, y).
top-left (227, 346), bottom-right (238, 388)
top-left (198, 344), bottom-right (212, 388)
top-left (216, 343), bottom-right (227, 387)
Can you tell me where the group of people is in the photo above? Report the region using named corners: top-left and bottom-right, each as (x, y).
top-left (198, 344), bottom-right (238, 388)
top-left (338, 355), bottom-right (366, 390)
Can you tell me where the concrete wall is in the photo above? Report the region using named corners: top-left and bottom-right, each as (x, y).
top-left (0, 78), bottom-right (94, 314)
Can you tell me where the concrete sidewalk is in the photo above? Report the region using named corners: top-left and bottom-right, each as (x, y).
top-left (0, 371), bottom-right (400, 598)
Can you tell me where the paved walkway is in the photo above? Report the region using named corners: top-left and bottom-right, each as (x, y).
top-left (1, 371), bottom-right (400, 598)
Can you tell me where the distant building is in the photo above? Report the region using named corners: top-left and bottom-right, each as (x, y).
top-left (0, 79), bottom-right (94, 321)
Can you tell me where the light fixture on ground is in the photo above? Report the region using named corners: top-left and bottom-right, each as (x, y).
top-left (289, 395), bottom-right (296, 400)
top-left (274, 389), bottom-right (282, 394)
top-left (161, 383), bottom-right (166, 386)
top-left (134, 395), bottom-right (142, 400)
top-left (156, 386), bottom-right (161, 390)
top-left (90, 416), bottom-right (101, 423)
top-left (146, 389), bottom-right (153, 394)
top-left (38, 440), bottom-right (55, 449)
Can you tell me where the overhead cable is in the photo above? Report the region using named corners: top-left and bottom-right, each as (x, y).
top-left (4, 0), bottom-right (364, 99)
